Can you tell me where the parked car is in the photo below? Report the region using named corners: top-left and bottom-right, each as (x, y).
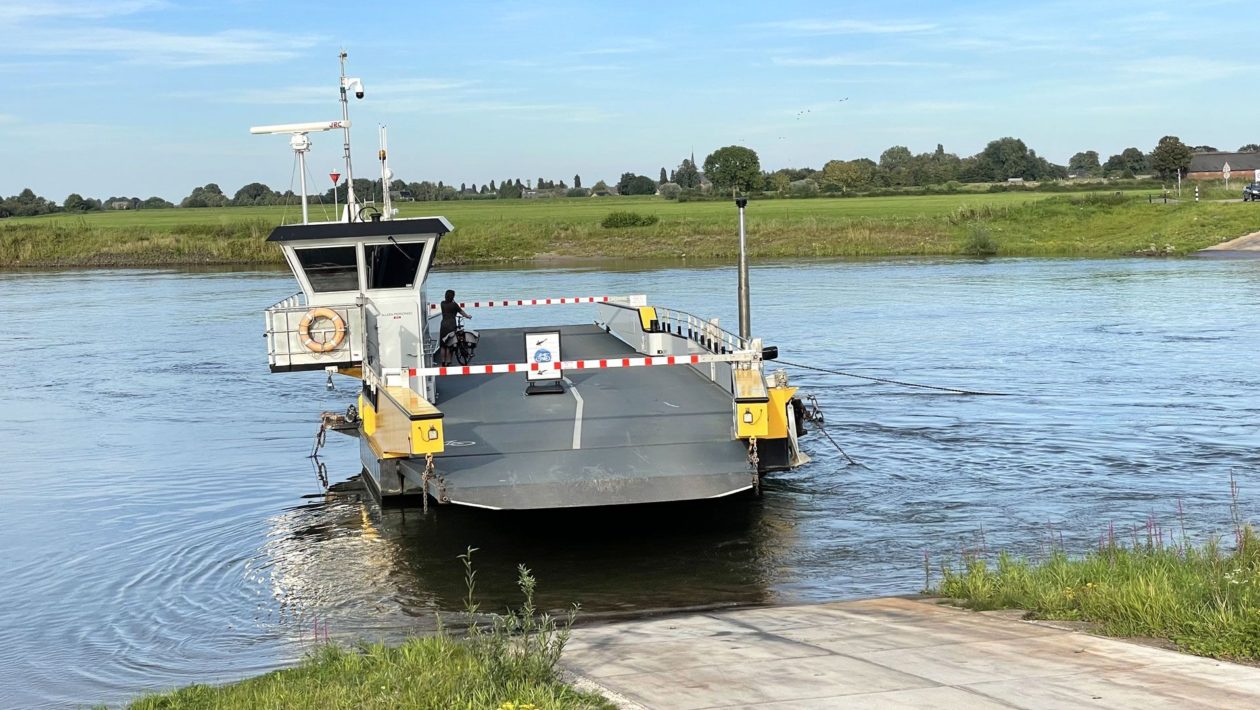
top-left (1244, 183), bottom-right (1260, 201)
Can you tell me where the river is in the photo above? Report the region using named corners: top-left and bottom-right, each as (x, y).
top-left (1, 257), bottom-right (1258, 708)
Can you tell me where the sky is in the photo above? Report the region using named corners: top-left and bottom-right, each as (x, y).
top-left (2, 0), bottom-right (1255, 202)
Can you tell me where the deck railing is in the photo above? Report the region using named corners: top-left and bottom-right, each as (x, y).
top-left (264, 292), bottom-right (362, 371)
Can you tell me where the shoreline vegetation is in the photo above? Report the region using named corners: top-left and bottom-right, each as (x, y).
top-left (126, 551), bottom-right (614, 709)
top-left (933, 485), bottom-right (1260, 663)
top-left (5, 191), bottom-right (1259, 269)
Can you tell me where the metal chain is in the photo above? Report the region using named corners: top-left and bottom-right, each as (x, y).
top-left (748, 436), bottom-right (760, 495)
top-left (421, 452), bottom-right (434, 514)
top-left (308, 424), bottom-right (327, 458)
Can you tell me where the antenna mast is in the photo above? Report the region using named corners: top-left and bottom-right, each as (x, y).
top-left (338, 50), bottom-right (360, 221)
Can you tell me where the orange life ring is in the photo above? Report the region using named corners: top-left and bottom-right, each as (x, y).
top-left (298, 307), bottom-right (346, 353)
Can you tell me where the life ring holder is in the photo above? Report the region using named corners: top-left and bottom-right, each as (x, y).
top-left (298, 307), bottom-right (346, 353)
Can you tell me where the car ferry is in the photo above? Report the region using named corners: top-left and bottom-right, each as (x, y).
top-left (260, 55), bottom-right (810, 510)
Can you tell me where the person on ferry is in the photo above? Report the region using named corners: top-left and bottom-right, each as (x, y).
top-left (438, 289), bottom-right (471, 366)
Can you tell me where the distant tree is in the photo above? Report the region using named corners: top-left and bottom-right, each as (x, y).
top-left (140, 196), bottom-right (175, 209)
top-left (658, 182), bottom-right (681, 199)
top-left (566, 187), bottom-right (590, 198)
top-left (489, 180), bottom-right (496, 192)
top-left (659, 167), bottom-right (667, 185)
top-left (1150, 135), bottom-right (1193, 179)
top-left (673, 158), bottom-right (700, 189)
top-left (769, 170), bottom-right (791, 193)
top-left (1068, 151), bottom-right (1101, 176)
top-left (622, 175), bottom-right (658, 195)
top-left (591, 180), bottom-right (610, 195)
top-left (877, 145), bottom-right (913, 186)
top-left (703, 146), bottom-right (761, 194)
top-left (820, 159), bottom-right (877, 192)
top-left (1239, 144), bottom-right (1260, 152)
top-left (1189, 145), bottom-right (1218, 153)
top-left (63, 193), bottom-right (89, 211)
top-left (1103, 147), bottom-right (1148, 177)
top-left (972, 138), bottom-right (1034, 181)
top-left (788, 178), bottom-right (819, 197)
top-left (616, 172), bottom-right (637, 195)
top-left (180, 183), bottom-right (228, 208)
top-left (232, 182), bottom-right (277, 206)
top-left (573, 174), bottom-right (581, 189)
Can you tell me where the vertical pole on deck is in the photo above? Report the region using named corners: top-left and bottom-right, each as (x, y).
top-left (296, 138), bottom-right (310, 225)
top-left (736, 197), bottom-right (750, 340)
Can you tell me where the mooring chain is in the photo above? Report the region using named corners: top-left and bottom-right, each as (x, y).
top-left (421, 452), bottom-right (435, 514)
top-left (308, 424), bottom-right (327, 458)
top-left (748, 436), bottom-right (760, 494)
top-left (802, 394), bottom-right (859, 466)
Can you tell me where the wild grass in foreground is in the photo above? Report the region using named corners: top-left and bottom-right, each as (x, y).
top-left (127, 549), bottom-right (612, 710)
top-left (934, 488), bottom-right (1260, 661)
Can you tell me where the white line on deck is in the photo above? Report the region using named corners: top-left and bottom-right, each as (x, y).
top-left (564, 376), bottom-right (583, 449)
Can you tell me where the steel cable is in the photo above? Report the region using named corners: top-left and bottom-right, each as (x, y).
top-left (778, 359), bottom-right (1010, 396)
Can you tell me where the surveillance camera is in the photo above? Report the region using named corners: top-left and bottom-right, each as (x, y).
top-left (355, 90), bottom-right (364, 99)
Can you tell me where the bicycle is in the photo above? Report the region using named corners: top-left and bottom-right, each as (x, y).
top-left (444, 316), bottom-right (478, 365)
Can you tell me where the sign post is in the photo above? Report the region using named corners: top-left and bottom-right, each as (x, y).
top-left (524, 331), bottom-right (564, 395)
top-left (1223, 161), bottom-right (1231, 190)
top-left (330, 172), bottom-right (342, 221)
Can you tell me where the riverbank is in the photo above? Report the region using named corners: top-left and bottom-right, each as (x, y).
top-left (3, 193), bottom-right (1258, 267)
top-left (935, 525), bottom-right (1260, 662)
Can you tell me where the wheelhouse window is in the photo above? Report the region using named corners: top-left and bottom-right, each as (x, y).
top-left (366, 240), bottom-right (424, 289)
top-left (295, 246), bottom-right (359, 292)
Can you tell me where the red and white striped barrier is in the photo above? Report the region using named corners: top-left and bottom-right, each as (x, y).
top-left (427, 296), bottom-right (614, 312)
top-left (409, 352), bottom-right (749, 378)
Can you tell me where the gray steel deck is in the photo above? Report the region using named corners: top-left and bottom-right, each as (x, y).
top-left (406, 324), bottom-right (752, 509)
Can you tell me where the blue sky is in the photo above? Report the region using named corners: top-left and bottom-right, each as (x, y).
top-left (2, 0), bottom-right (1254, 201)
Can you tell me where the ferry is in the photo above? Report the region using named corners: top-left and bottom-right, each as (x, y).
top-left (259, 54), bottom-right (811, 510)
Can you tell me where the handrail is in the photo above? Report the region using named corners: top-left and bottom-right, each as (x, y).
top-left (652, 306), bottom-right (749, 353)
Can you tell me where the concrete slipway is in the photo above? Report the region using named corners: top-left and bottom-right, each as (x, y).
top-left (563, 597), bottom-right (1260, 709)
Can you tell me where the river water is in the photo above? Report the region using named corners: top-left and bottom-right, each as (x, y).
top-left (1, 257), bottom-right (1258, 707)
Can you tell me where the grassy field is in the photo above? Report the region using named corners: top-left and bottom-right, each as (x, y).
top-left (3, 191), bottom-right (1259, 267)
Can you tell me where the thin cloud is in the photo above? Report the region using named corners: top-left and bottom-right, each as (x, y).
top-left (773, 55), bottom-right (938, 68)
top-left (763, 19), bottom-right (936, 35)
top-left (0, 0), bottom-right (162, 23)
top-left (9, 28), bottom-right (321, 66)
top-left (1119, 56), bottom-right (1246, 83)
top-left (174, 78), bottom-right (475, 105)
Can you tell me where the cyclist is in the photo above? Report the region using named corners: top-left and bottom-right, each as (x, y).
top-left (438, 289), bottom-right (472, 366)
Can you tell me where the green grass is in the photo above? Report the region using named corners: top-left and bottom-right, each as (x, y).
top-left (125, 551), bottom-right (613, 710)
top-left (126, 638), bottom-right (609, 710)
top-left (4, 191), bottom-right (1259, 267)
top-left (934, 509), bottom-right (1260, 661)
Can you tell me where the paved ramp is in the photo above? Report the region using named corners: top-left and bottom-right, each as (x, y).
top-left (1196, 230), bottom-right (1260, 256)
top-left (565, 597), bottom-right (1260, 708)
top-left (416, 324), bottom-right (752, 509)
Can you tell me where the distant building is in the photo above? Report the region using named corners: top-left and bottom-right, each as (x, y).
top-left (109, 200), bottom-right (132, 210)
top-left (1187, 152), bottom-right (1260, 180)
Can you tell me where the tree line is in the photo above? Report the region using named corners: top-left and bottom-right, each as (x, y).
top-left (3, 135), bottom-right (1254, 217)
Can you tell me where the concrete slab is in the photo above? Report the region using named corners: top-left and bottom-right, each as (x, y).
top-left (564, 597), bottom-right (1260, 709)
